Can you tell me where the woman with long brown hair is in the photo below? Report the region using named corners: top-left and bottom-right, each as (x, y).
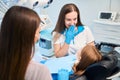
top-left (0, 6), bottom-right (52, 80)
top-left (52, 3), bottom-right (95, 58)
top-left (70, 45), bottom-right (118, 80)
top-left (72, 45), bottom-right (102, 76)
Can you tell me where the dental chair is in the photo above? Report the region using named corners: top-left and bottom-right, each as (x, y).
top-left (69, 51), bottom-right (120, 80)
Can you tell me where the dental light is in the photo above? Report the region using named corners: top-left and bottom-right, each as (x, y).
top-left (0, 0), bottom-right (53, 17)
top-left (17, 0), bottom-right (53, 9)
top-left (0, 0), bottom-right (53, 29)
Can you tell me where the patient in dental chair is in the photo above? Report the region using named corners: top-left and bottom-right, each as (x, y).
top-left (69, 45), bottom-right (118, 80)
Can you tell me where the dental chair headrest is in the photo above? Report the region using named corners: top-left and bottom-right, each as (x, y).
top-left (85, 53), bottom-right (118, 80)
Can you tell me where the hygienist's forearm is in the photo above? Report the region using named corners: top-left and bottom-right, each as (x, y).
top-left (54, 43), bottom-right (69, 58)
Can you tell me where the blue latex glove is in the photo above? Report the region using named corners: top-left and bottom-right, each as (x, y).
top-left (74, 26), bottom-right (84, 36)
top-left (65, 25), bottom-right (75, 44)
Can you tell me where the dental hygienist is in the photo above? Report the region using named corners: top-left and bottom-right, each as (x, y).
top-left (52, 3), bottom-right (95, 58)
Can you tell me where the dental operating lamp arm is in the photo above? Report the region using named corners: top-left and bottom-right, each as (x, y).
top-left (0, 0), bottom-right (9, 17)
top-left (17, 0), bottom-right (53, 9)
top-left (0, 0), bottom-right (53, 28)
top-left (0, 0), bottom-right (53, 17)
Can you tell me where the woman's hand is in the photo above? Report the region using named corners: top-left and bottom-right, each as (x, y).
top-left (74, 26), bottom-right (84, 36)
top-left (65, 25), bottom-right (76, 44)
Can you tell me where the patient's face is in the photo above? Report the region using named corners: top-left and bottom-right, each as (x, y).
top-left (76, 48), bottom-right (82, 61)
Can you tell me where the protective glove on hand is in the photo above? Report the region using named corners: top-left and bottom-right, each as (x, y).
top-left (74, 26), bottom-right (84, 36)
top-left (65, 25), bottom-right (75, 44)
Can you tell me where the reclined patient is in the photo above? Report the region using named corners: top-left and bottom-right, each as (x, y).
top-left (69, 45), bottom-right (118, 80)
